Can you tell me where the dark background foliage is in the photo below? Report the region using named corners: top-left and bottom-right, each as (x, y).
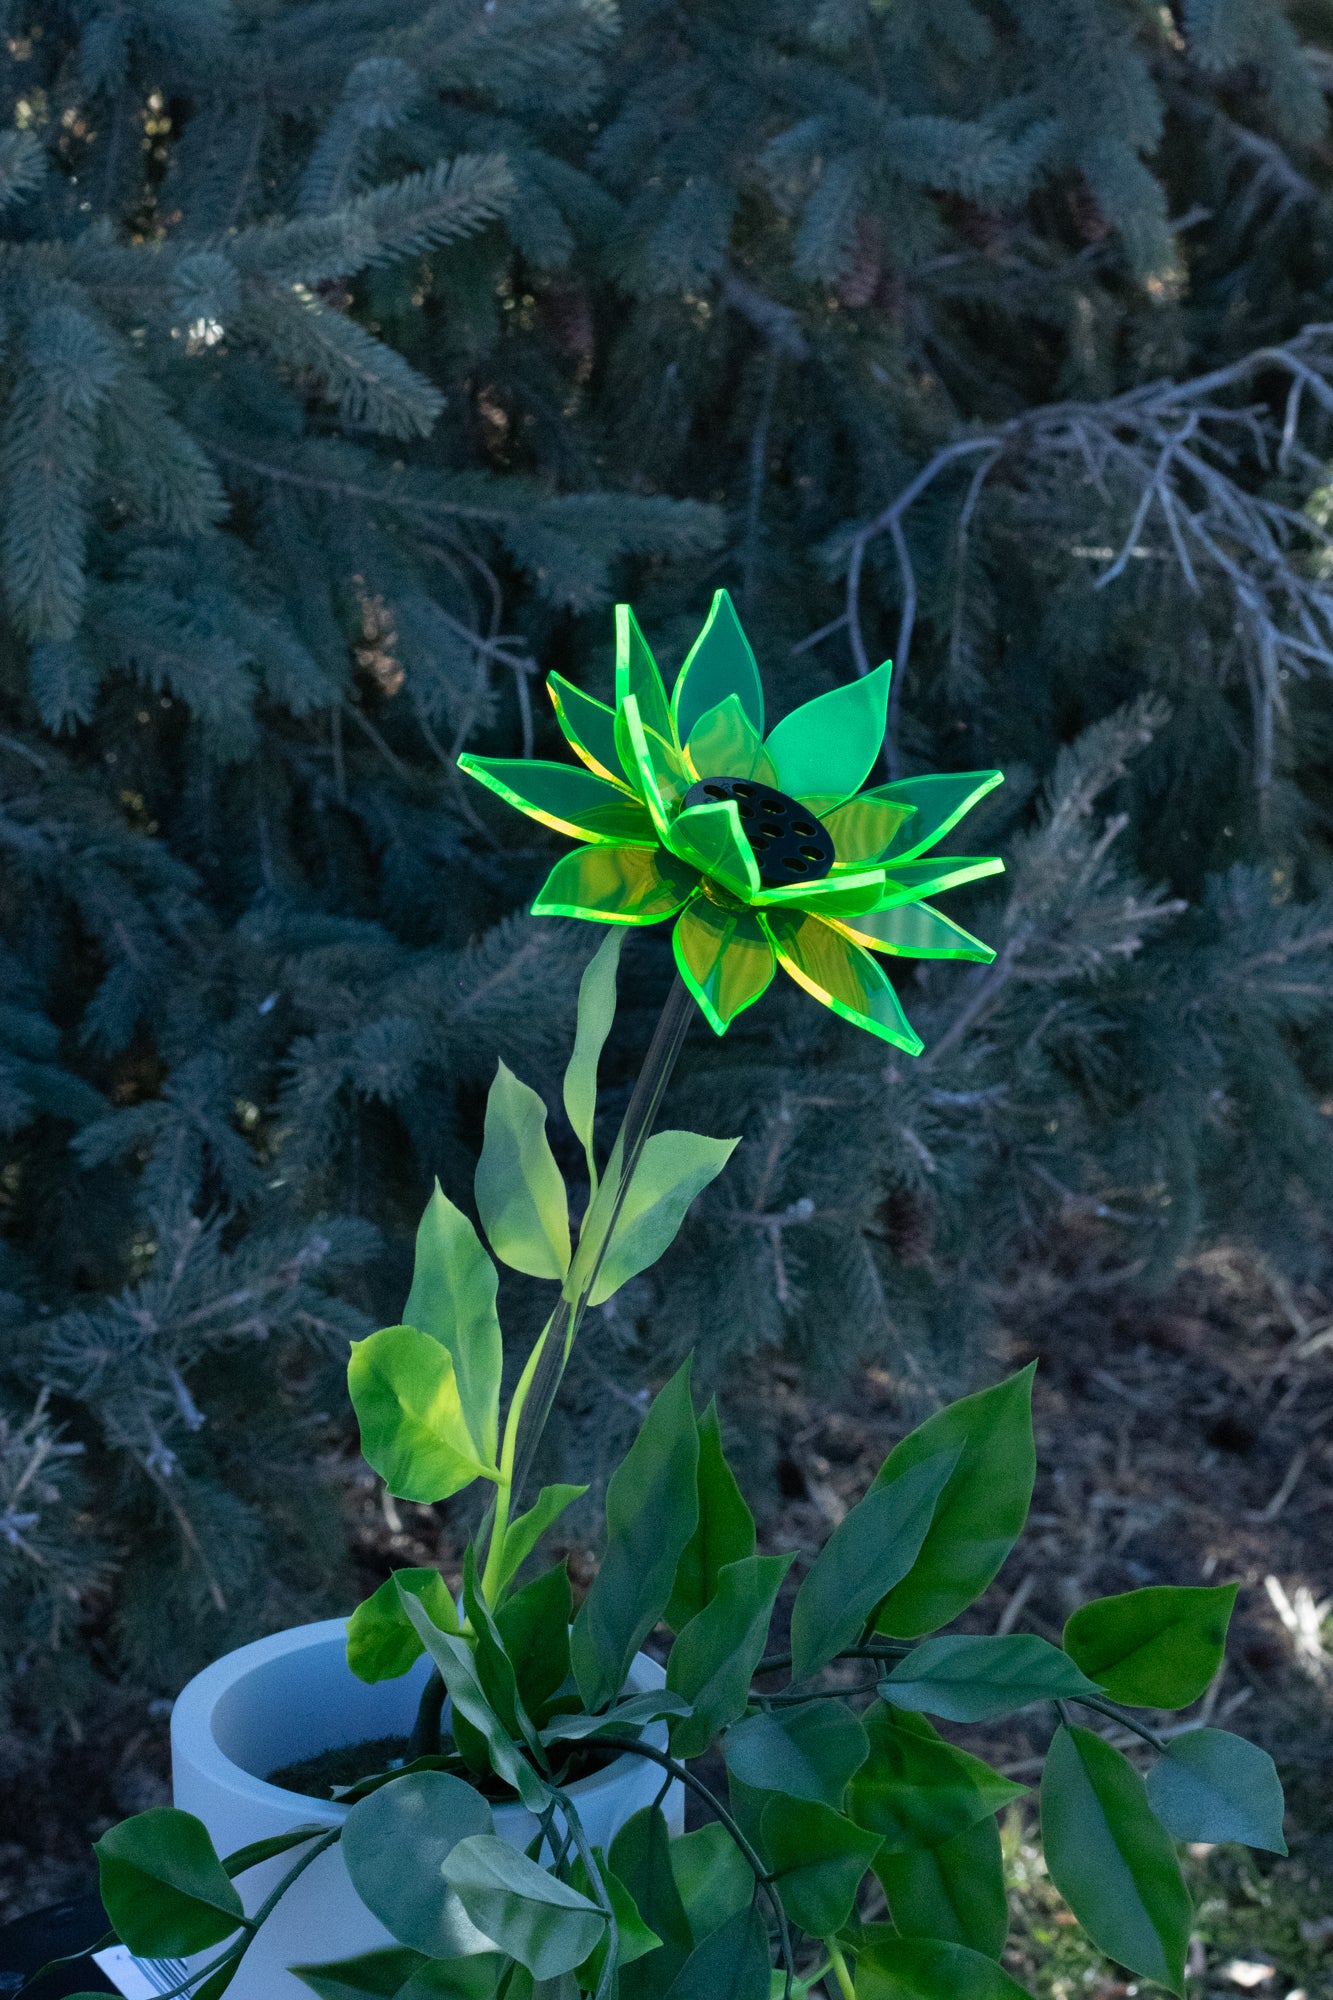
top-left (3, 0), bottom-right (1333, 1779)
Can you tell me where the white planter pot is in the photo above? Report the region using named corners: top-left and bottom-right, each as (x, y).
top-left (171, 1616), bottom-right (683, 2000)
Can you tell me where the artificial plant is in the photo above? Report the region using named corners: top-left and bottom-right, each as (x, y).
top-left (58, 608), bottom-right (1284, 2000)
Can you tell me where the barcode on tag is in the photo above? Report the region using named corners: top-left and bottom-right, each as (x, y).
top-left (93, 1943), bottom-right (191, 1998)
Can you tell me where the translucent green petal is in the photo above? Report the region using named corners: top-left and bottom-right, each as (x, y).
top-left (673, 896), bottom-right (775, 1035)
top-left (684, 693), bottom-right (777, 786)
top-left (820, 793), bottom-right (915, 866)
top-left (617, 693), bottom-right (678, 840)
top-left (833, 899), bottom-right (996, 962)
top-left (548, 674), bottom-right (634, 792)
top-left (754, 867), bottom-right (887, 914)
top-left (763, 660), bottom-right (892, 809)
top-left (867, 771), bottom-right (1005, 864)
top-left (533, 844), bottom-right (697, 925)
top-left (877, 855), bottom-right (1004, 908)
top-left (762, 908), bottom-right (924, 1054)
top-left (671, 589), bottom-right (765, 745)
top-left (458, 755), bottom-right (657, 847)
top-left (615, 602), bottom-right (674, 744)
top-left (668, 800), bottom-right (761, 902)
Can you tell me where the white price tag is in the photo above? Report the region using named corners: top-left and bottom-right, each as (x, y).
top-left (92, 1943), bottom-right (192, 1998)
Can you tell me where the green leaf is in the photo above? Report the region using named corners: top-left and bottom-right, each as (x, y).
top-left (292, 1947), bottom-right (500, 1999)
top-left (347, 1566), bottom-right (460, 1683)
top-left (540, 1687), bottom-right (692, 1743)
top-left (875, 1814), bottom-right (1008, 1958)
top-left (403, 1182), bottom-right (503, 1465)
top-left (398, 1588), bottom-right (552, 1810)
top-left (496, 1561), bottom-right (573, 1720)
top-left (571, 1359), bottom-right (701, 1710)
top-left (666, 1399), bottom-right (756, 1632)
top-left (588, 1129), bottom-right (738, 1306)
top-left (349, 1325), bottom-right (496, 1503)
top-left (671, 588), bottom-right (765, 743)
top-left (724, 1700), bottom-right (870, 1809)
top-left (94, 1808), bottom-right (246, 1958)
top-left (611, 1806), bottom-right (696, 1999)
top-left (1145, 1729), bottom-right (1287, 1853)
top-left (790, 1450), bottom-right (960, 1680)
top-left (341, 1771), bottom-right (495, 1958)
top-left (441, 1835), bottom-right (606, 1981)
top-left (854, 1938), bottom-right (1032, 2000)
top-left (849, 1703), bottom-right (1026, 1851)
top-left (880, 1634), bottom-right (1101, 1723)
top-left (563, 929), bottom-right (624, 1189)
top-left (494, 1484), bottom-right (587, 1597)
top-left (1063, 1584), bottom-right (1239, 1709)
top-left (461, 1545), bottom-right (539, 1750)
top-left (763, 660), bottom-right (892, 809)
top-left (570, 1849), bottom-right (663, 1988)
top-left (396, 1962), bottom-right (504, 2000)
top-left (1041, 1724), bottom-right (1191, 1996)
top-left (761, 1795), bottom-right (882, 1936)
top-left (222, 1825), bottom-right (329, 1877)
top-left (872, 1366), bottom-right (1037, 1639)
top-left (474, 1061), bottom-right (571, 1280)
top-left (669, 1823), bottom-right (753, 1946)
top-left (667, 1552), bottom-right (794, 1758)
top-left (663, 1905), bottom-right (771, 2000)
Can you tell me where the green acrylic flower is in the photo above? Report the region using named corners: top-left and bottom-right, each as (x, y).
top-left (459, 592), bottom-right (1004, 1052)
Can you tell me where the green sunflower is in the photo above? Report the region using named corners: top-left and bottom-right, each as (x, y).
top-left (459, 592), bottom-right (1004, 1052)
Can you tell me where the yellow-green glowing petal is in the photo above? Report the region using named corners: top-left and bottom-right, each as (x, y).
top-left (673, 896), bottom-right (775, 1034)
top-left (876, 855), bottom-right (1004, 908)
top-left (671, 589), bottom-right (764, 744)
top-left (668, 800), bottom-right (761, 903)
top-left (832, 900), bottom-right (996, 962)
top-left (684, 693), bottom-right (777, 786)
top-left (763, 660), bottom-right (892, 809)
top-left (821, 793), bottom-right (915, 866)
top-left (762, 908), bottom-right (924, 1054)
top-left (533, 844), bottom-right (697, 925)
top-left (869, 771), bottom-right (1004, 864)
top-left (458, 755), bottom-right (657, 847)
top-left (548, 675), bottom-right (633, 792)
top-left (615, 603), bottom-right (674, 745)
top-left (753, 867), bottom-right (887, 914)
top-left (618, 693), bottom-right (680, 840)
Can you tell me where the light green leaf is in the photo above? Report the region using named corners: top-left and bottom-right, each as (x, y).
top-left (872, 1365), bottom-right (1037, 1639)
top-left (342, 1772), bottom-right (495, 1960)
top-left (666, 1398), bottom-right (756, 1632)
top-left (474, 1062), bottom-right (571, 1280)
top-left (1041, 1724), bottom-right (1191, 1996)
top-left (880, 1634), bottom-right (1101, 1724)
top-left (563, 929), bottom-right (624, 1191)
top-left (849, 1704), bottom-right (1026, 1852)
top-left (854, 1937), bottom-right (1032, 2000)
top-left (667, 1551), bottom-right (794, 1758)
top-left (588, 1128), bottom-right (738, 1305)
top-left (760, 1795), bottom-right (882, 1936)
top-left (763, 660), bottom-right (891, 808)
top-left (669, 1823), bottom-right (753, 1946)
top-left (349, 1325), bottom-right (496, 1503)
top-left (94, 1808), bottom-right (245, 1959)
top-left (494, 1484), bottom-right (588, 1597)
top-left (671, 588), bottom-right (765, 743)
top-left (571, 1359), bottom-right (701, 1710)
top-left (403, 1182), bottom-right (502, 1465)
top-left (663, 1905), bottom-right (770, 2000)
top-left (1063, 1583), bottom-right (1238, 1709)
top-left (790, 1449), bottom-right (960, 1679)
top-left (398, 1587), bottom-right (551, 1810)
top-left (610, 1807), bottom-right (694, 2000)
top-left (441, 1835), bottom-right (606, 1981)
top-left (346, 1566), bottom-right (460, 1683)
top-left (1145, 1729), bottom-right (1287, 1853)
top-left (875, 1813), bottom-right (1008, 1958)
top-left (723, 1700), bottom-right (870, 1809)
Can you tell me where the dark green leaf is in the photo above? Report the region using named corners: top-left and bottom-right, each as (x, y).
top-left (571, 1359), bottom-right (701, 1710)
top-left (541, 1688), bottom-right (692, 1743)
top-left (855, 1938), bottom-right (1033, 1999)
top-left (341, 1770), bottom-right (495, 1958)
top-left (1062, 1584), bottom-right (1238, 1709)
top-left (662, 1905), bottom-right (770, 2000)
top-left (191, 1964), bottom-right (241, 2000)
top-left (403, 1181), bottom-right (503, 1464)
top-left (291, 1947), bottom-right (428, 1998)
top-left (610, 1807), bottom-right (695, 2000)
top-left (441, 1834), bottom-right (606, 1980)
top-left (347, 1566), bottom-right (459, 1683)
top-left (761, 1793), bottom-right (881, 1935)
top-left (495, 1561), bottom-right (573, 1721)
top-left (398, 1959), bottom-right (504, 1999)
top-left (872, 1366), bottom-right (1037, 1640)
top-left (667, 1551), bottom-right (793, 1757)
top-left (875, 1813), bottom-right (1008, 1958)
top-left (94, 1808), bottom-right (246, 1958)
top-left (790, 1451), bottom-right (959, 1679)
top-left (222, 1824), bottom-right (328, 1877)
top-left (571, 1848), bottom-right (663, 1987)
top-left (399, 1586), bottom-right (552, 1809)
top-left (495, 1485), bottom-right (587, 1597)
top-left (880, 1635), bottom-right (1100, 1723)
top-left (1041, 1724), bottom-right (1191, 1997)
top-left (665, 1399), bottom-right (756, 1633)
top-left (724, 1700), bottom-right (870, 1809)
top-left (333, 1755), bottom-right (451, 1806)
top-left (849, 1703), bottom-right (1026, 1851)
top-left (461, 1544), bottom-right (539, 1751)
top-left (669, 1822), bottom-right (753, 1945)
top-left (1145, 1729), bottom-right (1287, 1853)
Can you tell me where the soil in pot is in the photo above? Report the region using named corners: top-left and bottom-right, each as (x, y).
top-left (269, 1735), bottom-right (624, 1803)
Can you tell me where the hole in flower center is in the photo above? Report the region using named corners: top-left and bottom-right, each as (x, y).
top-left (683, 775), bottom-right (836, 888)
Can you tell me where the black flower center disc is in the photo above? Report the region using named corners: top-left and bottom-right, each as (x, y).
top-left (683, 774), bottom-right (835, 888)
